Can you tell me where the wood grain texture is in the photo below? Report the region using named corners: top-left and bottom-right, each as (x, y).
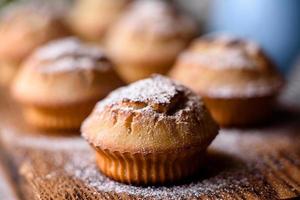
top-left (0, 85), bottom-right (300, 200)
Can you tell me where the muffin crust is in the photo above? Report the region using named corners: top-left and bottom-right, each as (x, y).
top-left (68, 0), bottom-right (131, 42)
top-left (106, 0), bottom-right (197, 83)
top-left (170, 35), bottom-right (284, 98)
top-left (0, 3), bottom-right (69, 64)
top-left (170, 35), bottom-right (284, 126)
top-left (12, 38), bottom-right (123, 130)
top-left (82, 75), bottom-right (219, 184)
top-left (0, 3), bottom-right (69, 85)
top-left (82, 75), bottom-right (218, 153)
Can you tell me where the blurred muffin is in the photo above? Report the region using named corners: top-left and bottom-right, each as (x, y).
top-left (170, 35), bottom-right (284, 126)
top-left (0, 3), bottom-right (69, 86)
top-left (279, 57), bottom-right (300, 112)
top-left (106, 0), bottom-right (197, 83)
top-left (82, 75), bottom-right (219, 185)
top-left (68, 0), bottom-right (131, 42)
top-left (11, 38), bottom-right (123, 130)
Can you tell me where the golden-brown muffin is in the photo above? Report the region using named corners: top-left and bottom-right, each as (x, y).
top-left (81, 75), bottom-right (219, 185)
top-left (170, 35), bottom-right (284, 126)
top-left (68, 0), bottom-right (131, 42)
top-left (0, 3), bottom-right (69, 86)
top-left (11, 37), bottom-right (123, 131)
top-left (106, 0), bottom-right (197, 83)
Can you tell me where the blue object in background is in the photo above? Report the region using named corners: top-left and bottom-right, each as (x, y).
top-left (208, 0), bottom-right (300, 74)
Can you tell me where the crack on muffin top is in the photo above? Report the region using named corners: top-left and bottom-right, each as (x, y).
top-left (94, 75), bottom-right (202, 116)
top-left (31, 37), bottom-right (111, 73)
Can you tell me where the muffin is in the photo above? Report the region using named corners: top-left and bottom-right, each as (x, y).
top-left (11, 38), bottom-right (123, 130)
top-left (68, 0), bottom-right (131, 42)
top-left (106, 0), bottom-right (197, 83)
top-left (81, 75), bottom-right (219, 185)
top-left (0, 3), bottom-right (69, 86)
top-left (170, 35), bottom-right (284, 126)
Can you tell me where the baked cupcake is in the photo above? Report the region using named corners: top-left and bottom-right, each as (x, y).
top-left (0, 3), bottom-right (69, 86)
top-left (68, 0), bottom-right (131, 42)
top-left (11, 38), bottom-right (123, 130)
top-left (170, 35), bottom-right (284, 126)
top-left (81, 75), bottom-right (219, 185)
top-left (106, 0), bottom-right (197, 83)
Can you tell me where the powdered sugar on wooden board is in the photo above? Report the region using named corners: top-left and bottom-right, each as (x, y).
top-left (1, 127), bottom-right (86, 151)
top-left (1, 118), bottom-right (300, 199)
top-left (64, 128), bottom-right (296, 199)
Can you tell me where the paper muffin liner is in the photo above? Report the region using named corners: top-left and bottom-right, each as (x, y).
top-left (94, 147), bottom-right (205, 185)
top-left (22, 103), bottom-right (95, 131)
top-left (203, 95), bottom-right (276, 126)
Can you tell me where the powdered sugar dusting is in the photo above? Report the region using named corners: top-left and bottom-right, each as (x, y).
top-left (33, 37), bottom-right (110, 73)
top-left (130, 0), bottom-right (171, 16)
top-left (65, 159), bottom-right (253, 200)
top-left (108, 75), bottom-right (180, 104)
top-left (182, 48), bottom-right (256, 70)
top-left (118, 0), bottom-right (195, 39)
top-left (186, 34), bottom-right (262, 70)
top-left (89, 75), bottom-right (206, 122)
top-left (39, 57), bottom-right (108, 73)
top-left (35, 38), bottom-right (101, 60)
top-left (0, 1), bottom-right (67, 22)
top-left (202, 34), bottom-right (261, 54)
top-left (1, 127), bottom-right (86, 151)
top-left (95, 75), bottom-right (185, 111)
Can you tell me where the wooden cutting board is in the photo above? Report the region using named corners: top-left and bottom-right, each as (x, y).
top-left (0, 87), bottom-right (300, 200)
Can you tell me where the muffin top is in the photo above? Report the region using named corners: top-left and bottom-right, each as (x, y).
top-left (81, 75), bottom-right (219, 153)
top-left (12, 37), bottom-right (123, 106)
top-left (69, 0), bottom-right (131, 41)
top-left (170, 35), bottom-right (284, 98)
top-left (0, 3), bottom-right (69, 63)
top-left (106, 0), bottom-right (196, 62)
